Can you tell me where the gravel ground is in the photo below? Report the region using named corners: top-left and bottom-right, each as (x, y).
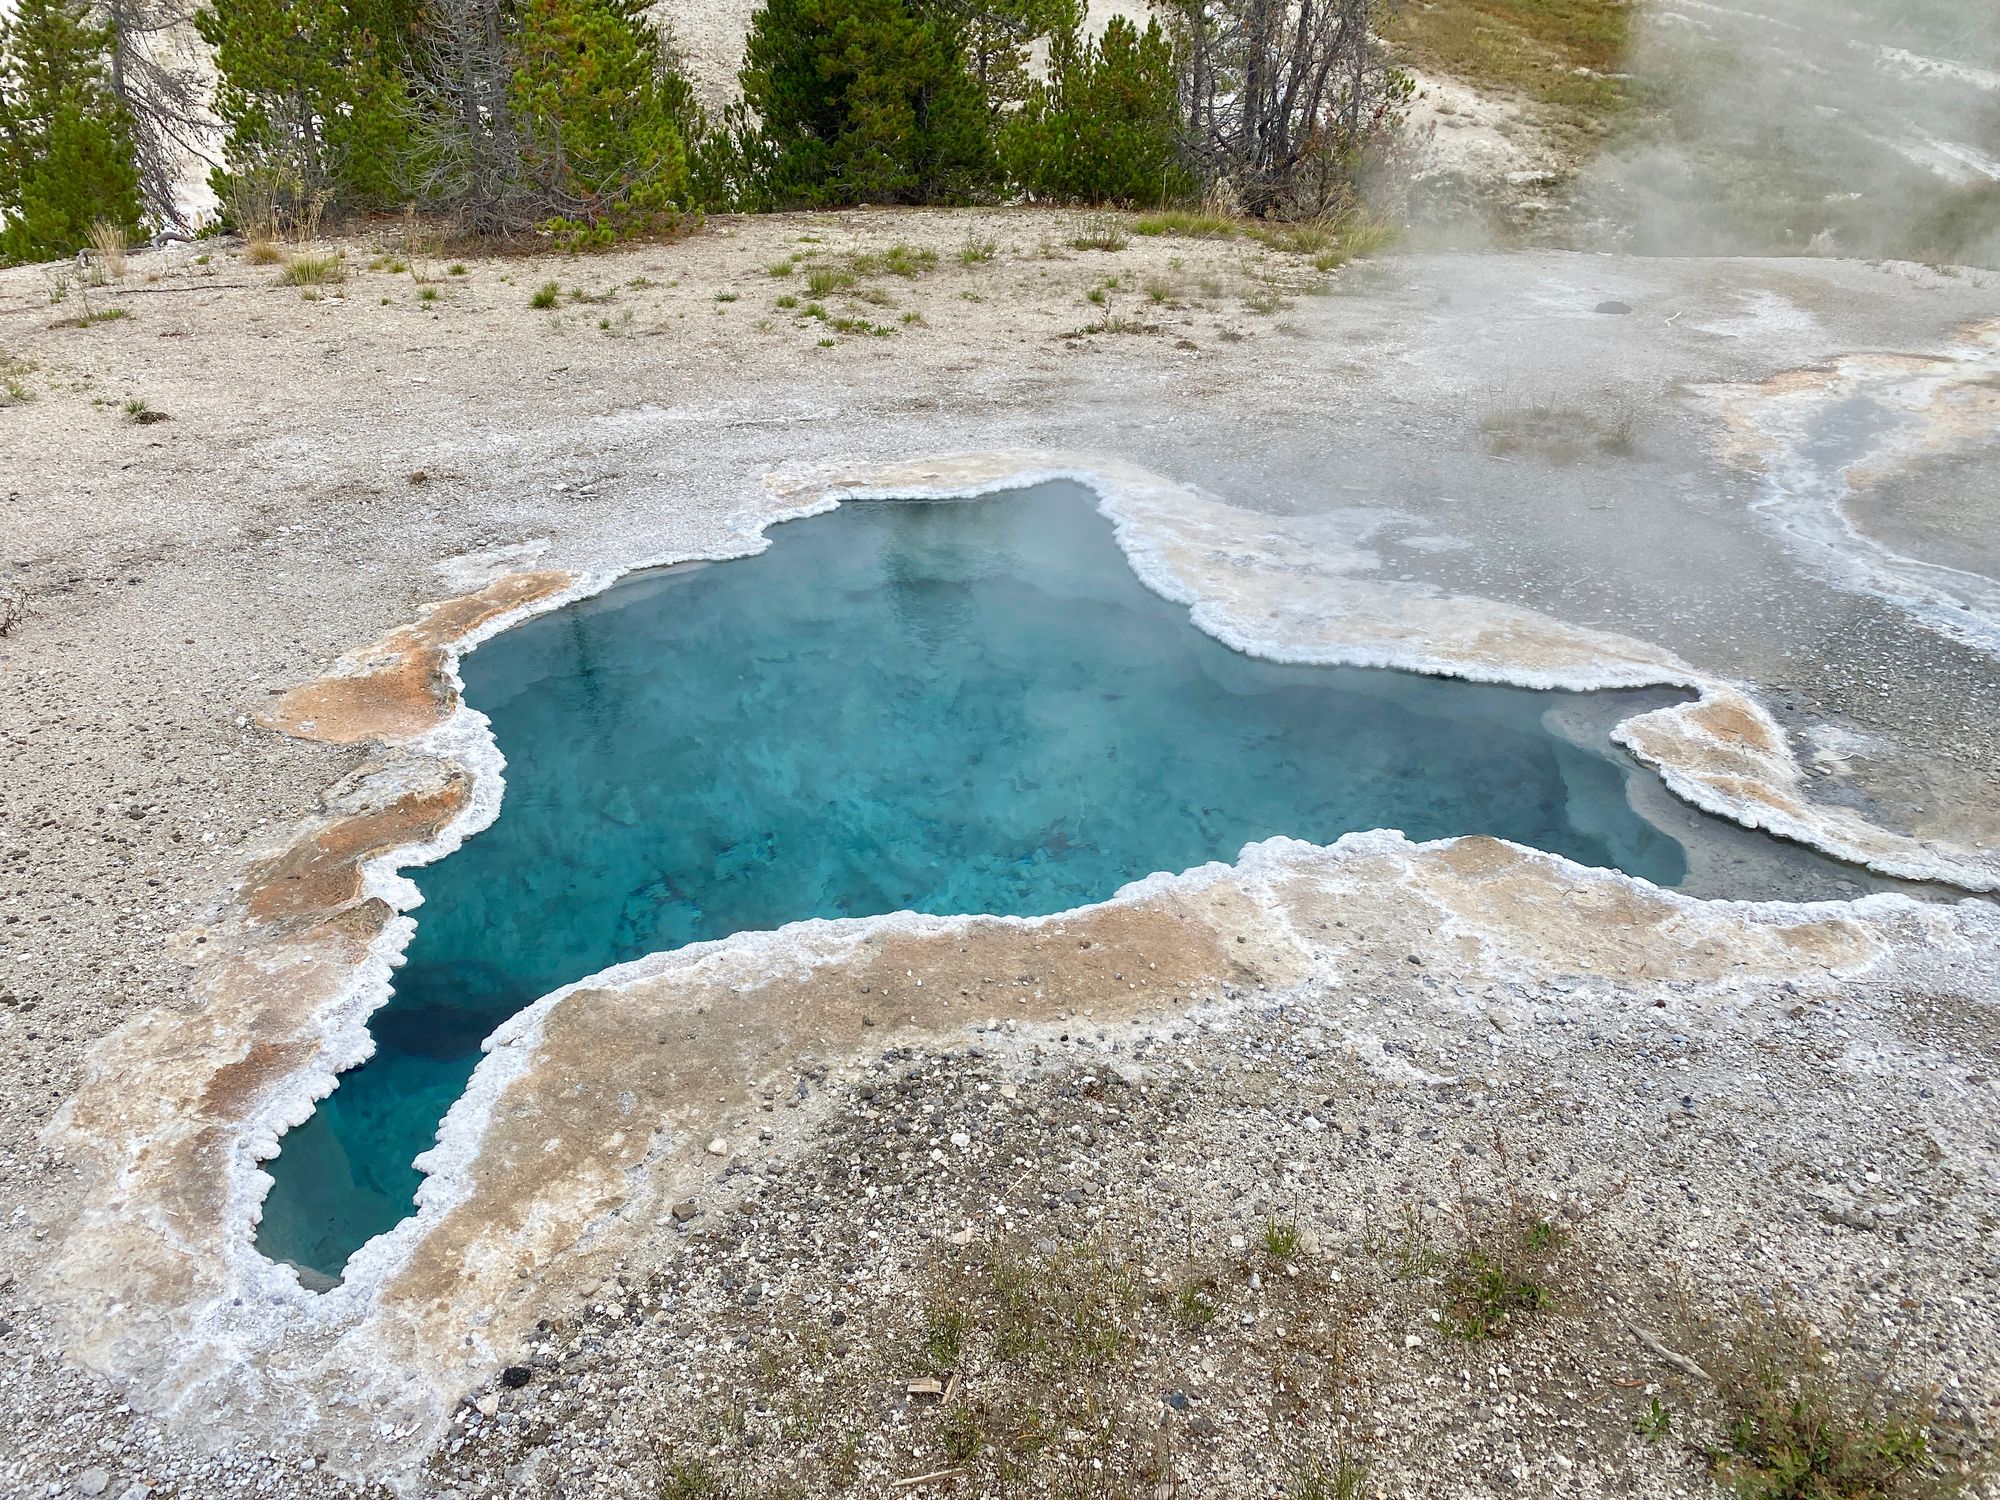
top-left (3, 211), bottom-right (1998, 1497)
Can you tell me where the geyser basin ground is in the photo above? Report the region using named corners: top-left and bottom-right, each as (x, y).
top-left (13, 229), bottom-right (2000, 1496)
top-left (255, 483), bottom-right (1710, 1279)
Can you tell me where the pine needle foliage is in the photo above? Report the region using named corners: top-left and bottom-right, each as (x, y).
top-left (0, 0), bottom-right (145, 263)
top-left (1002, 0), bottom-right (1186, 206)
top-left (738, 0), bottom-right (999, 208)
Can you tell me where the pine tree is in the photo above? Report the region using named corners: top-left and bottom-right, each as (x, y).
top-left (940, 0), bottom-right (1057, 124)
top-left (509, 0), bottom-right (693, 243)
top-left (0, 0), bottom-right (145, 263)
top-left (195, 0), bottom-right (416, 226)
top-left (739, 0), bottom-right (997, 208)
top-left (1002, 5), bottom-right (1186, 206)
top-left (406, 0), bottom-right (705, 240)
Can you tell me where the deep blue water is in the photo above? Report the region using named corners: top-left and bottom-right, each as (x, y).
top-left (257, 483), bottom-right (1686, 1282)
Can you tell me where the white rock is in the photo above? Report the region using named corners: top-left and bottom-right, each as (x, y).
top-left (706, 1137), bottom-right (728, 1156)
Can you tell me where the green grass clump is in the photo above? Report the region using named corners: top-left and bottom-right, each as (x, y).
top-left (959, 234), bottom-right (998, 264)
top-left (1, 351), bottom-right (34, 404)
top-left (529, 280), bottom-right (560, 309)
top-left (278, 252), bottom-right (344, 288)
top-left (1387, 1144), bottom-right (1573, 1341)
top-left (827, 314), bottom-right (894, 336)
top-left (991, 1238), bottom-right (1137, 1369)
top-left (1134, 209), bottom-right (1240, 239)
top-left (1262, 1217), bottom-right (1303, 1261)
top-left (1701, 1305), bottom-right (1953, 1500)
top-left (1170, 1279), bottom-right (1218, 1328)
top-left (805, 265), bottom-right (853, 297)
top-left (1288, 1458), bottom-right (1370, 1500)
top-left (921, 1304), bottom-right (968, 1369)
top-left (56, 305), bottom-right (130, 327)
top-left (1441, 1216), bottom-right (1562, 1339)
top-left (878, 242), bottom-right (938, 276)
top-left (656, 1457), bottom-right (725, 1499)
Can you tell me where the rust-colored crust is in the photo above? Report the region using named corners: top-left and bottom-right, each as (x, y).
top-left (242, 780), bottom-right (469, 928)
top-left (1711, 319), bottom-right (2000, 485)
top-left (386, 895), bottom-right (1279, 1318)
top-left (261, 570), bottom-right (579, 746)
top-left (45, 570), bottom-right (579, 1432)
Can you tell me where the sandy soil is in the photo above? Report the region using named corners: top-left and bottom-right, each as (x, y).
top-left (3, 211), bottom-right (1999, 1498)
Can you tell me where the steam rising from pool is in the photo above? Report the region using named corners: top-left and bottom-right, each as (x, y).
top-left (257, 483), bottom-right (1690, 1281)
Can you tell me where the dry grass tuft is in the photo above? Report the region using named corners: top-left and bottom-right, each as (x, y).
top-left (1479, 396), bottom-right (1641, 462)
top-left (1069, 214), bottom-right (1131, 252)
top-left (0, 350), bottom-right (34, 405)
top-left (277, 252), bottom-right (346, 290)
top-left (87, 220), bottom-right (129, 279)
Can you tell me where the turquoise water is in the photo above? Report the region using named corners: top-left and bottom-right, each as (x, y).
top-left (257, 483), bottom-right (1687, 1282)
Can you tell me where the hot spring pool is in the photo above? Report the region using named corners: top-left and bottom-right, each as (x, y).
top-left (258, 482), bottom-right (1695, 1282)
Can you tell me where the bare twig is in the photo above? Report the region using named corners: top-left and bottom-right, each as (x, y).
top-left (1627, 1321), bottom-right (1713, 1384)
top-left (894, 1467), bottom-right (966, 1489)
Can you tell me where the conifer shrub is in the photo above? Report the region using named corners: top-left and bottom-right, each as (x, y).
top-left (0, 0), bottom-right (146, 263)
top-left (1002, 8), bottom-right (1187, 207)
top-left (196, 0), bottom-right (415, 227)
top-left (509, 0), bottom-right (697, 246)
top-left (738, 0), bottom-right (999, 208)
